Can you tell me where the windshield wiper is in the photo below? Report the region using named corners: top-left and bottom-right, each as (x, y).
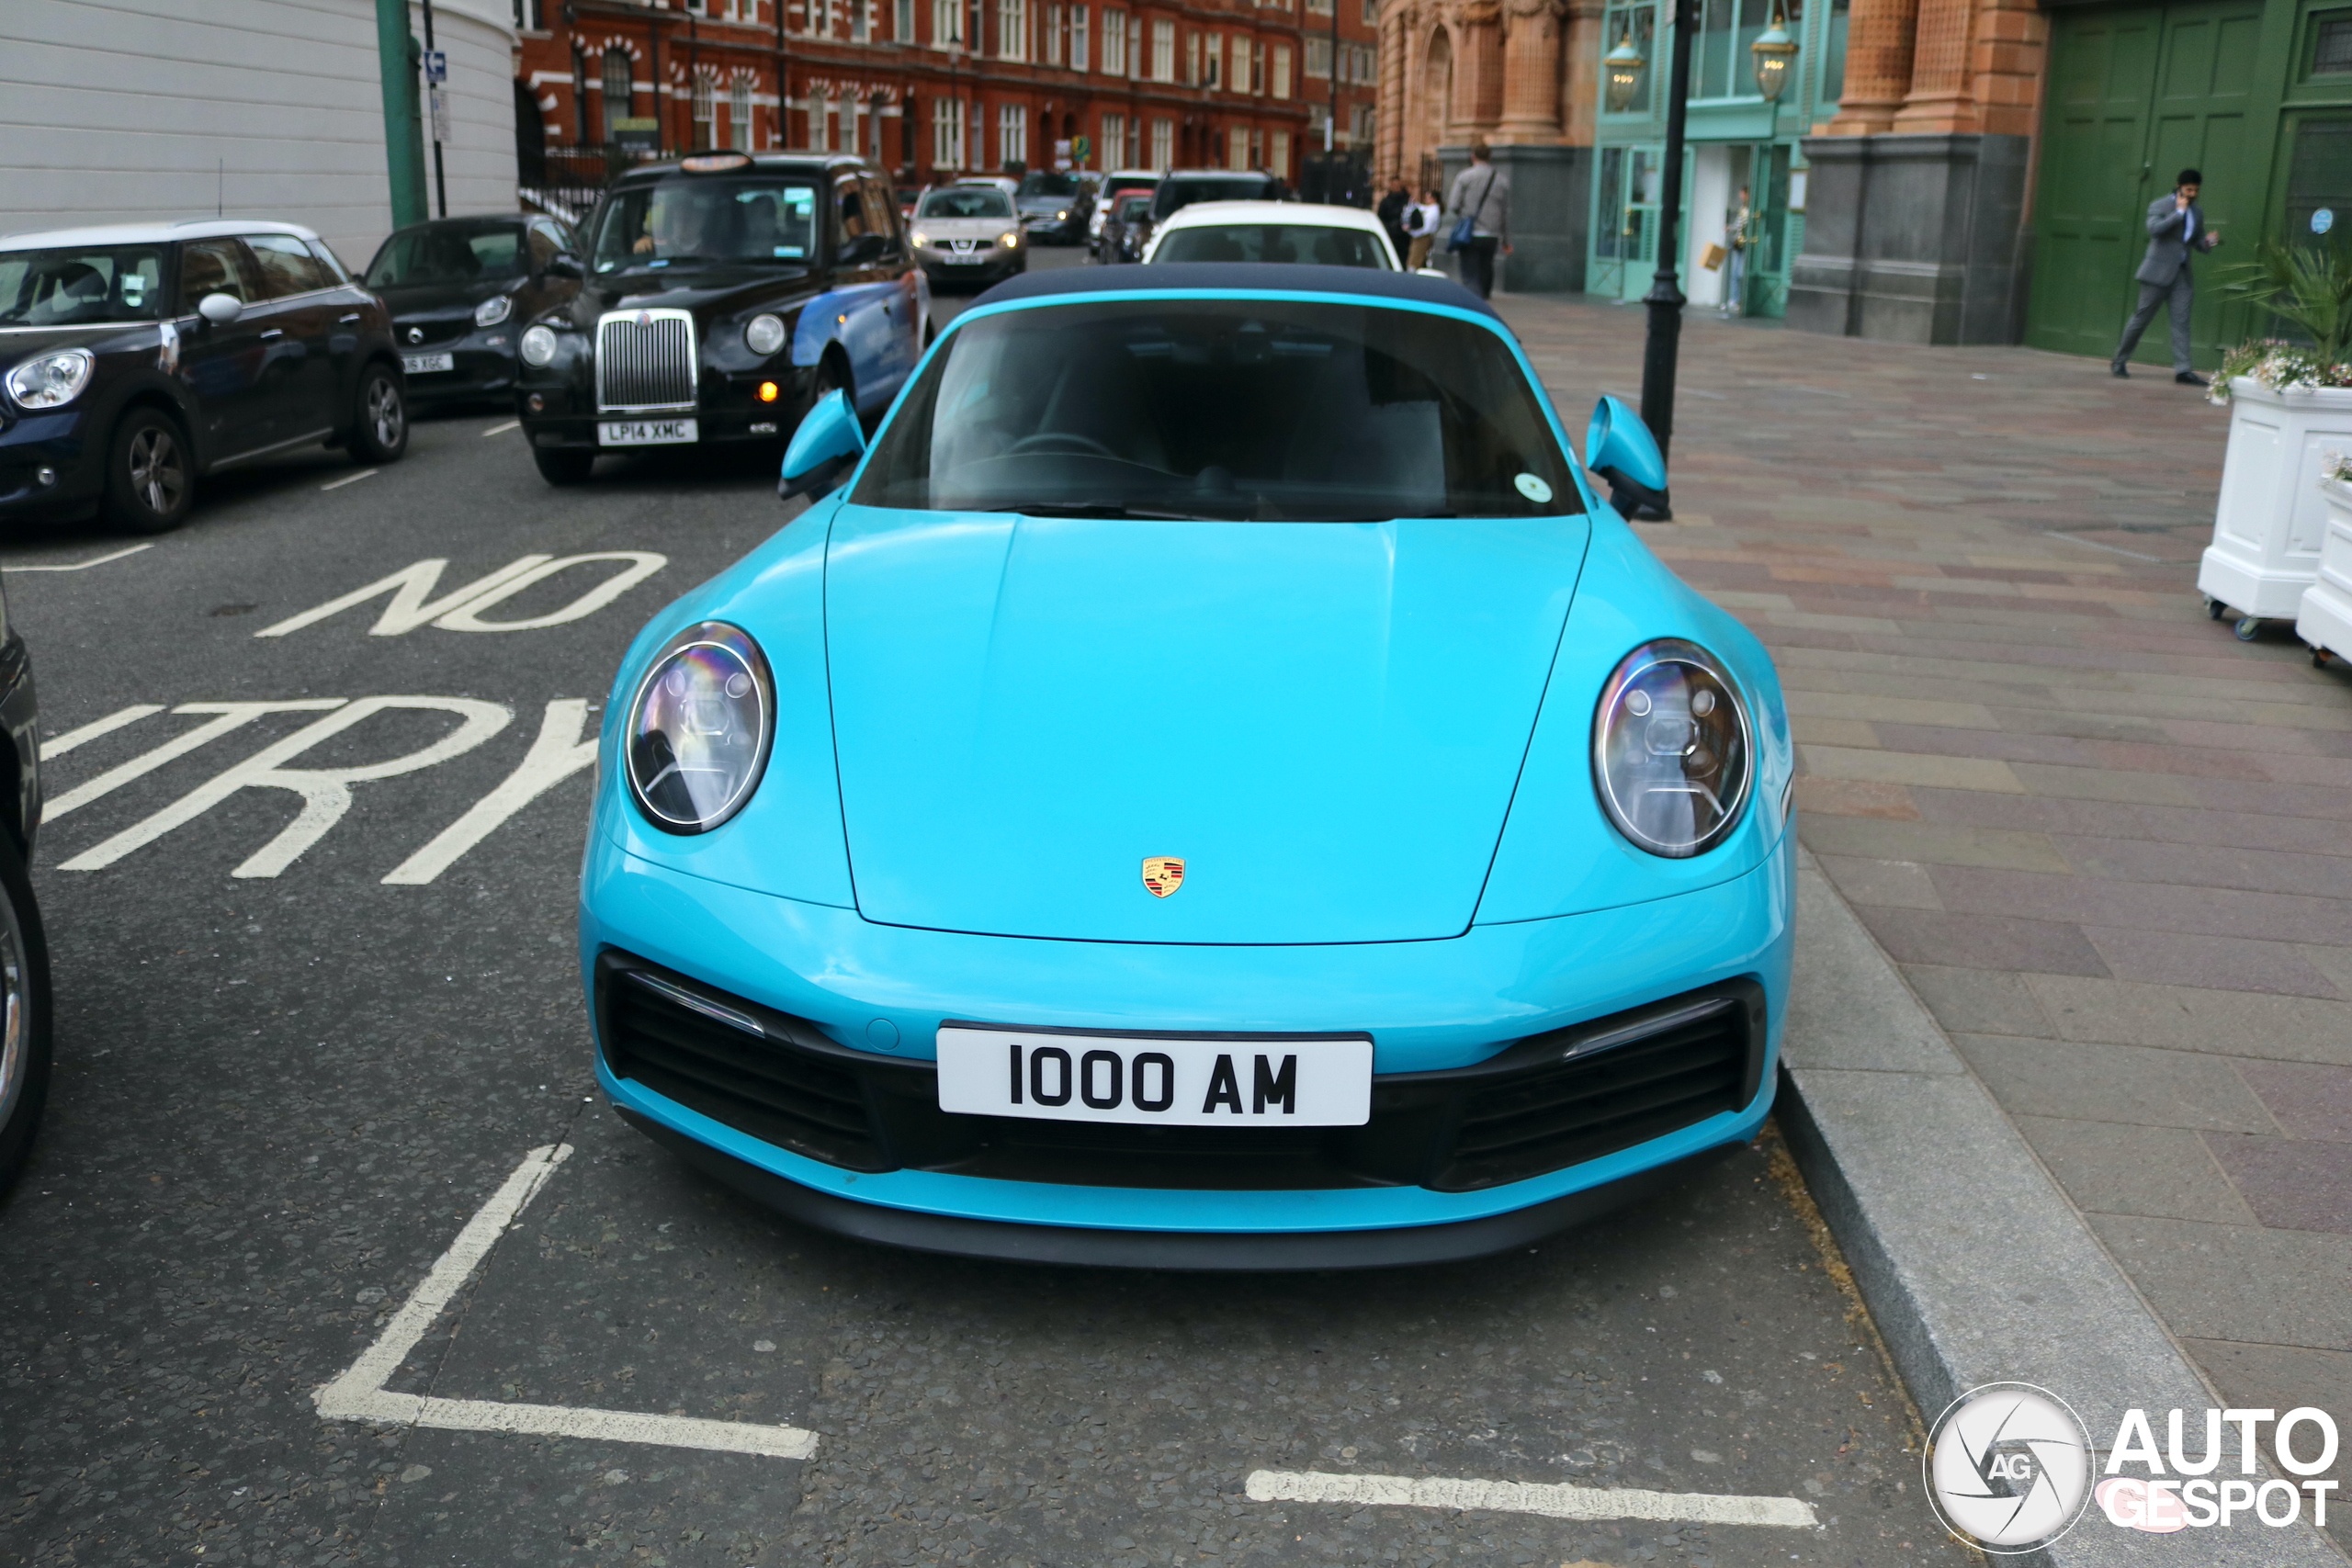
top-left (987, 502), bottom-right (1218, 521)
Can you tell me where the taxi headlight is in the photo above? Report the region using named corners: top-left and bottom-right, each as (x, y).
top-left (5, 349), bottom-right (94, 411)
top-left (474, 294), bottom-right (514, 328)
top-left (1591, 639), bottom-right (1752, 859)
top-left (744, 313), bottom-right (787, 355)
top-left (625, 622), bottom-right (775, 835)
top-left (519, 324), bottom-right (560, 367)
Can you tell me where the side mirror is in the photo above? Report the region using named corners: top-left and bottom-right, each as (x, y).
top-left (544, 252), bottom-right (583, 281)
top-left (1585, 395), bottom-right (1671, 521)
top-left (198, 291), bottom-right (243, 326)
top-left (779, 388), bottom-right (866, 503)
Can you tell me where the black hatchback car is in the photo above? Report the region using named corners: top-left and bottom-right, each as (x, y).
top-left (363, 214), bottom-right (582, 411)
top-left (0, 578), bottom-right (48, 1200)
top-left (0, 220), bottom-right (408, 533)
top-left (515, 151), bottom-right (927, 486)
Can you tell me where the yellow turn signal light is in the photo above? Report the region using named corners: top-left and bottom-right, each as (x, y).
top-left (757, 380), bottom-right (781, 403)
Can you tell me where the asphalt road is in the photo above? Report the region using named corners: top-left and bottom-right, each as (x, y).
top-left (0, 245), bottom-right (1967, 1568)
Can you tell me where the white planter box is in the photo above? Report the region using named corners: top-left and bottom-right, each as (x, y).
top-left (2198, 378), bottom-right (2352, 619)
top-left (2297, 476), bottom-right (2352, 663)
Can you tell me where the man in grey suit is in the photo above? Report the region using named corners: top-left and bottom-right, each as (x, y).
top-left (2111, 168), bottom-right (2223, 387)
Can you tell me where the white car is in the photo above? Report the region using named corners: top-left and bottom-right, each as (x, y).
top-left (910, 185), bottom-right (1026, 287)
top-left (1142, 200), bottom-right (1402, 270)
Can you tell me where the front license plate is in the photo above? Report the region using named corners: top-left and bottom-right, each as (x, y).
top-left (935, 1026), bottom-right (1373, 1127)
top-left (599, 418), bottom-right (698, 446)
top-left (401, 352), bottom-right (454, 374)
top-left (944, 253), bottom-right (986, 264)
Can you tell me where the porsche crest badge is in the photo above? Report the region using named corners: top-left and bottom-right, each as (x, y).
top-left (1141, 857), bottom-right (1185, 898)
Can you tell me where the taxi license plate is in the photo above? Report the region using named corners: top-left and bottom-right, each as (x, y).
top-left (935, 1026), bottom-right (1372, 1127)
top-left (401, 352), bottom-right (454, 375)
top-left (599, 418), bottom-right (698, 446)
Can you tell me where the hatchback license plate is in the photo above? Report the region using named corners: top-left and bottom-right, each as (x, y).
top-left (401, 352), bottom-right (454, 374)
top-left (944, 253), bottom-right (985, 264)
top-left (599, 418), bottom-right (698, 446)
top-left (935, 1026), bottom-right (1372, 1127)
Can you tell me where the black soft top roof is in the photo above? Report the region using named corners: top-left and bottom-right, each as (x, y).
top-left (968, 263), bottom-right (1501, 321)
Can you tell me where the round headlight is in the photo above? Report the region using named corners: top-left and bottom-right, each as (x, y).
top-left (474, 294), bottom-right (514, 329)
top-left (5, 348), bottom-right (94, 411)
top-left (745, 313), bottom-right (788, 355)
top-left (519, 324), bottom-right (560, 367)
top-left (910, 230), bottom-right (931, 248)
top-left (1000, 231), bottom-right (1021, 249)
top-left (1592, 639), bottom-right (1752, 858)
top-left (625, 622), bottom-right (775, 835)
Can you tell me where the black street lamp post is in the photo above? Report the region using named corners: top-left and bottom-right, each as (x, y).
top-left (1637, 0), bottom-right (1696, 468)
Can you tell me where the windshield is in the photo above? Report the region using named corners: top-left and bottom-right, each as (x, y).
top-left (1154, 223), bottom-right (1390, 268)
top-left (591, 179), bottom-right (820, 272)
top-left (918, 187), bottom-right (1014, 220)
top-left (365, 222), bottom-right (526, 288)
top-left (1116, 197), bottom-right (1152, 221)
top-left (1154, 176), bottom-right (1275, 220)
top-left (853, 299), bottom-right (1579, 523)
top-left (0, 245), bottom-right (166, 325)
top-left (1018, 173), bottom-right (1079, 198)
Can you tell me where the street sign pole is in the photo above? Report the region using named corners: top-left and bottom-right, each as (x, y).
top-left (1638, 0), bottom-right (1695, 474)
top-left (421, 0), bottom-right (448, 219)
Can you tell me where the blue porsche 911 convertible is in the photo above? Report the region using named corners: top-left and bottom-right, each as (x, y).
top-left (581, 265), bottom-right (1794, 1269)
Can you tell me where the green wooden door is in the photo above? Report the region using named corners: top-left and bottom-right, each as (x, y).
top-left (2026, 0), bottom-right (2264, 364)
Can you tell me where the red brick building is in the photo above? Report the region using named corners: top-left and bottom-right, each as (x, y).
top-left (512, 0), bottom-right (1376, 192)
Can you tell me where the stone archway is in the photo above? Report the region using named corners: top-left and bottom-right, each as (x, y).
top-left (1419, 27), bottom-right (1453, 175)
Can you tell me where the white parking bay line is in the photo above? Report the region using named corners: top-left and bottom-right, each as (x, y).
top-left (1245, 1470), bottom-right (1817, 1530)
top-left (314, 1144), bottom-right (820, 1461)
top-left (482, 419), bottom-right (520, 435)
top-left (2, 543), bottom-right (153, 573)
top-left (321, 468), bottom-right (379, 491)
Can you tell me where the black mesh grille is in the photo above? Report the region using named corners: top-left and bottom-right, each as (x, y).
top-left (596, 951), bottom-right (1764, 1194)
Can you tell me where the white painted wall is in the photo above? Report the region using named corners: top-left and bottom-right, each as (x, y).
top-left (0, 0), bottom-right (516, 275)
top-left (1685, 144), bottom-right (1732, 310)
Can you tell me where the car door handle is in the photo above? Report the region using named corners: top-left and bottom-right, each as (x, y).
top-left (338, 312), bottom-right (361, 323)
top-left (259, 329), bottom-right (285, 340)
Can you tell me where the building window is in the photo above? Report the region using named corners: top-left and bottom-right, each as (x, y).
top-left (1270, 128), bottom-right (1289, 178)
top-left (1272, 42), bottom-right (1291, 97)
top-left (897, 0), bottom-right (914, 36)
top-left (934, 0), bottom-right (963, 41)
top-left (512, 0), bottom-right (546, 28)
top-left (810, 88), bottom-right (831, 150)
top-left (999, 0), bottom-right (1027, 58)
top-left (2318, 14), bottom-right (2352, 72)
top-left (1046, 3), bottom-right (1063, 62)
top-left (1351, 103), bottom-right (1374, 143)
top-left (601, 48), bottom-right (632, 140)
top-left (692, 76), bottom-right (715, 150)
top-left (571, 45), bottom-right (591, 141)
top-left (1690, 0), bottom-right (1771, 99)
top-left (1250, 39), bottom-right (1265, 92)
top-left (1206, 32), bottom-right (1224, 86)
top-left (1102, 110), bottom-right (1125, 167)
top-left (730, 80), bottom-right (752, 150)
top-left (853, 0), bottom-right (870, 39)
top-left (1102, 9), bottom-right (1126, 73)
top-left (933, 95), bottom-right (966, 164)
top-left (1226, 127), bottom-right (1250, 170)
top-left (1362, 0), bottom-right (1376, 18)
top-left (1185, 30), bottom-right (1201, 85)
top-left (1149, 116), bottom-right (1173, 168)
top-left (1150, 18), bottom-right (1175, 80)
top-left (998, 101), bottom-right (1028, 165)
top-left (1071, 5), bottom-right (1089, 69)
top-left (1306, 35), bottom-right (1330, 77)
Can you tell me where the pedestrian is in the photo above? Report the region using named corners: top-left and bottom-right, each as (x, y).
top-left (1375, 177), bottom-right (1411, 267)
top-left (1720, 184), bottom-right (1751, 318)
top-left (2112, 167), bottom-right (2223, 386)
top-left (1442, 143), bottom-right (1512, 299)
top-left (1405, 188), bottom-right (1441, 271)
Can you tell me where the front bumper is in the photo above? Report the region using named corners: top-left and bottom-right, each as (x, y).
top-left (519, 362), bottom-right (815, 452)
top-left (581, 827), bottom-right (1795, 1262)
top-left (917, 247), bottom-right (1023, 284)
top-left (399, 333), bottom-right (521, 405)
top-left (0, 407), bottom-right (102, 523)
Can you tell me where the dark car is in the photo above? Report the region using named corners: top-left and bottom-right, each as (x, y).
top-left (0, 221), bottom-right (408, 533)
top-left (1096, 193), bottom-right (1154, 265)
top-left (363, 215), bottom-right (582, 412)
top-left (0, 579), bottom-right (51, 1199)
top-left (1013, 170), bottom-right (1091, 244)
top-left (514, 151), bottom-right (928, 487)
top-left (1150, 169), bottom-right (1288, 224)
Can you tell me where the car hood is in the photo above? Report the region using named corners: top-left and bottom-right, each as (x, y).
top-left (565, 265), bottom-right (817, 329)
top-left (375, 276), bottom-right (513, 317)
top-left (914, 217), bottom-right (1014, 240)
top-left (822, 507), bottom-right (1592, 943)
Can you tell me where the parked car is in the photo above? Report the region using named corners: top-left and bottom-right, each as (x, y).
top-left (1144, 200), bottom-right (1400, 268)
top-left (0, 580), bottom-right (51, 1199)
top-left (1087, 169), bottom-right (1160, 255)
top-left (1096, 193), bottom-right (1154, 265)
top-left (514, 151), bottom-right (928, 487)
top-left (363, 214), bottom-right (582, 412)
top-left (1013, 171), bottom-right (1091, 245)
top-left (581, 265), bottom-right (1793, 1269)
top-left (910, 186), bottom-right (1026, 288)
top-left (0, 220), bottom-right (408, 533)
top-left (1149, 169), bottom-right (1287, 225)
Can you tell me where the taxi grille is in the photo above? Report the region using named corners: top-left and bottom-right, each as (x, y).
top-left (595, 310), bottom-right (696, 412)
top-left (595, 953), bottom-right (1765, 1194)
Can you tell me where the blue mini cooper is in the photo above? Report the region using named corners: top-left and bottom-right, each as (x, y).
top-left (580, 265), bottom-right (1794, 1269)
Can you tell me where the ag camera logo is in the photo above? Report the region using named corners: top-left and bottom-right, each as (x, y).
top-left (1924, 1382), bottom-right (2094, 1553)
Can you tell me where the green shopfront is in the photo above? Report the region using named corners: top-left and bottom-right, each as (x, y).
top-left (1586, 0), bottom-right (1849, 314)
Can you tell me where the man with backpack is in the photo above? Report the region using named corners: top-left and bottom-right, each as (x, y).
top-left (1442, 142), bottom-right (1512, 299)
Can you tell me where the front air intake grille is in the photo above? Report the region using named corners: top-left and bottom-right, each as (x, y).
top-left (595, 310), bottom-right (696, 412)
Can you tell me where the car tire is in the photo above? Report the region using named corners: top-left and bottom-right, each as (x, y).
top-left (102, 407), bottom-right (195, 535)
top-left (350, 364), bottom-right (409, 465)
top-left (0, 829), bottom-right (55, 1201)
top-left (533, 447), bottom-right (594, 486)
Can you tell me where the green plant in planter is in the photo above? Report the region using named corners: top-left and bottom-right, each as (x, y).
top-left (2220, 242), bottom-right (2352, 364)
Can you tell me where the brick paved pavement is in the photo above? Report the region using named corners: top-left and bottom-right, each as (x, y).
top-left (1501, 293), bottom-right (2352, 1536)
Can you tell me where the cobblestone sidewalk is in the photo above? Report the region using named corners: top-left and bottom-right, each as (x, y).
top-left (1503, 292), bottom-right (2352, 1541)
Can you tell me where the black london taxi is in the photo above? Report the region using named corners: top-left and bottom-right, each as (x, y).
top-left (0, 220), bottom-right (407, 533)
top-left (514, 151), bottom-right (929, 485)
top-left (362, 214), bottom-right (582, 412)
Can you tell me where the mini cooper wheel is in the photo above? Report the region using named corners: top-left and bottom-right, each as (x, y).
top-left (104, 408), bottom-right (194, 534)
top-left (534, 447), bottom-right (595, 486)
top-left (350, 365), bottom-right (409, 464)
top-left (0, 831), bottom-right (54, 1200)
